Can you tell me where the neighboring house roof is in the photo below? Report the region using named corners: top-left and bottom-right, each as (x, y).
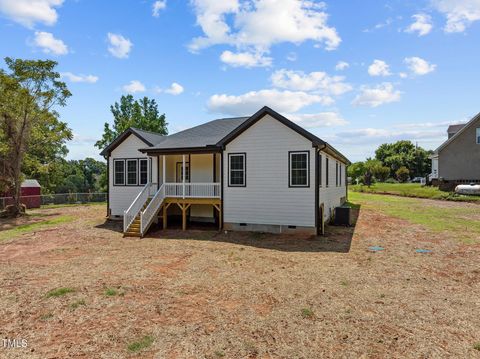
top-left (435, 112), bottom-right (480, 154)
top-left (100, 127), bottom-right (166, 156)
top-left (21, 179), bottom-right (41, 188)
top-left (101, 106), bottom-right (350, 164)
top-left (447, 124), bottom-right (466, 135)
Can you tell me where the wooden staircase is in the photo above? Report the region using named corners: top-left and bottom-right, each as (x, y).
top-left (124, 198), bottom-right (151, 237)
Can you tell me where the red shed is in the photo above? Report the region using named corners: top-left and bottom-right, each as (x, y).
top-left (3, 179), bottom-right (42, 209)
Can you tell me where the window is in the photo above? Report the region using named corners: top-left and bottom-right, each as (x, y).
top-left (228, 153), bottom-right (246, 187)
top-left (114, 160), bottom-right (125, 185)
top-left (176, 162), bottom-right (190, 182)
top-left (289, 151), bottom-right (309, 187)
top-left (477, 128), bottom-right (480, 144)
top-left (336, 162), bottom-right (339, 187)
top-left (325, 157), bottom-right (329, 187)
top-left (339, 163), bottom-right (342, 186)
top-left (139, 159), bottom-right (148, 185)
top-left (126, 159), bottom-right (138, 185)
top-left (318, 154), bottom-right (322, 187)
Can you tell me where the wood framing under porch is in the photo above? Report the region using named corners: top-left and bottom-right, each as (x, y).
top-left (160, 197), bottom-right (222, 231)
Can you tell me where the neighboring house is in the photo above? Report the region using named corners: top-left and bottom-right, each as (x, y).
top-left (100, 106), bottom-right (350, 237)
top-left (430, 112), bottom-right (480, 190)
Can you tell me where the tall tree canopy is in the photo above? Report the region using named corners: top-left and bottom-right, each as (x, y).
top-left (0, 57), bottom-right (72, 215)
top-left (95, 95), bottom-right (168, 150)
top-left (375, 140), bottom-right (432, 178)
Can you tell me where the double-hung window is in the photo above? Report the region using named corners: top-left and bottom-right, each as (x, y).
top-left (139, 159), bottom-right (148, 185)
top-left (476, 128), bottom-right (480, 144)
top-left (126, 159), bottom-right (138, 185)
top-left (228, 153), bottom-right (246, 187)
top-left (289, 151), bottom-right (309, 187)
top-left (114, 160), bottom-right (125, 185)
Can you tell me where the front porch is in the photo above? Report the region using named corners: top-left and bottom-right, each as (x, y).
top-left (124, 153), bottom-right (223, 237)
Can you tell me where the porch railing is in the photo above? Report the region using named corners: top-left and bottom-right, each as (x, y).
top-left (164, 182), bottom-right (220, 198)
top-left (124, 182), bottom-right (157, 232)
top-left (140, 184), bottom-right (165, 236)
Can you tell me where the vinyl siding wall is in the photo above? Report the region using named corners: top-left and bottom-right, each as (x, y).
top-left (318, 152), bottom-right (347, 222)
top-left (108, 134), bottom-right (158, 216)
top-left (223, 114), bottom-right (316, 228)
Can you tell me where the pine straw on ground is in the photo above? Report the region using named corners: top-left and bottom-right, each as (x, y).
top-left (0, 200), bottom-right (479, 358)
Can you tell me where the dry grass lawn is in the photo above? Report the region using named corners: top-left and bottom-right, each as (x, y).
top-left (0, 197), bottom-right (479, 358)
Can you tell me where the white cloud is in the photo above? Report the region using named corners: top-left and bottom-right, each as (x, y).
top-left (152, 0), bottom-right (166, 17)
top-left (352, 83), bottom-right (401, 107)
top-left (335, 61), bottom-right (349, 71)
top-left (332, 127), bottom-right (444, 145)
top-left (208, 89), bottom-right (333, 116)
top-left (368, 59), bottom-right (391, 77)
top-left (164, 82), bottom-right (184, 95)
top-left (287, 112), bottom-right (349, 128)
top-left (107, 33), bottom-right (132, 59)
top-left (432, 0), bottom-right (480, 33)
top-left (405, 14), bottom-right (433, 36)
top-left (399, 72), bottom-right (408, 78)
top-left (32, 31), bottom-right (68, 55)
top-left (271, 69), bottom-right (352, 95)
top-left (286, 52), bottom-right (297, 62)
top-left (122, 80), bottom-right (146, 93)
top-left (0, 0), bottom-right (63, 28)
top-left (61, 72), bottom-right (98, 83)
top-left (220, 50), bottom-right (272, 68)
top-left (404, 56), bottom-right (436, 75)
top-left (189, 0), bottom-right (340, 66)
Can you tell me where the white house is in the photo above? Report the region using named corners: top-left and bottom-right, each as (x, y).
top-left (100, 107), bottom-right (350, 237)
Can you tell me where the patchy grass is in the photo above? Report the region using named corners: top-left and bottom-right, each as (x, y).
top-left (104, 288), bottom-right (118, 296)
top-left (40, 202), bottom-right (106, 209)
top-left (0, 215), bottom-right (75, 241)
top-left (474, 343), bottom-right (480, 351)
top-left (127, 335), bottom-right (154, 353)
top-left (46, 287), bottom-right (75, 298)
top-left (1, 204), bottom-right (480, 358)
top-left (350, 183), bottom-right (480, 202)
top-left (349, 191), bottom-right (480, 244)
top-left (301, 308), bottom-right (315, 319)
top-left (70, 299), bottom-right (86, 309)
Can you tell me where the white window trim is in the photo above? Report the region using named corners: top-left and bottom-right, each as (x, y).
top-left (289, 151), bottom-right (310, 187)
top-left (113, 159), bottom-right (125, 186)
top-left (126, 159), bottom-right (138, 186)
top-left (228, 153), bottom-right (246, 187)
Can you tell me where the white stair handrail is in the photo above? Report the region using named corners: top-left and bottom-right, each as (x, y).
top-left (123, 182), bottom-right (157, 232)
top-left (140, 184), bottom-right (165, 236)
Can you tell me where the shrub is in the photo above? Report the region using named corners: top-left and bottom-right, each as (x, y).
top-left (396, 166), bottom-right (410, 183)
top-left (46, 287), bottom-right (75, 298)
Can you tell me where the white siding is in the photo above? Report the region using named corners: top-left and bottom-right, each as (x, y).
top-left (223, 114), bottom-right (316, 228)
top-left (319, 152), bottom-right (347, 222)
top-left (108, 134), bottom-right (158, 216)
top-left (190, 153), bottom-right (217, 219)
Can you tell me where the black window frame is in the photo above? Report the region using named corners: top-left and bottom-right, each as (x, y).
top-left (139, 159), bottom-right (149, 185)
top-left (288, 151), bottom-right (310, 188)
top-left (228, 153), bottom-right (246, 187)
top-left (113, 159), bottom-right (125, 186)
top-left (339, 163), bottom-right (342, 187)
top-left (126, 159), bottom-right (138, 186)
top-left (325, 157), bottom-right (329, 187)
top-left (112, 158), bottom-right (150, 187)
top-left (477, 127), bottom-right (480, 144)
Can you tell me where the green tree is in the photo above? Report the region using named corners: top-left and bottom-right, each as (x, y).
top-left (396, 166), bottom-right (410, 183)
top-left (364, 159), bottom-right (383, 186)
top-left (347, 161), bottom-right (365, 184)
top-left (375, 140), bottom-right (432, 178)
top-left (0, 58), bottom-right (71, 215)
top-left (95, 95), bottom-right (168, 150)
top-left (374, 166), bottom-right (391, 182)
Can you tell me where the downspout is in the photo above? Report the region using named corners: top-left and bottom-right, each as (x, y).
top-left (106, 154), bottom-right (110, 218)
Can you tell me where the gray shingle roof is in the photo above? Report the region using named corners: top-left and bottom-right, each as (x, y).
top-left (144, 117), bottom-right (249, 150)
top-left (447, 124), bottom-right (466, 134)
top-left (130, 128), bottom-right (166, 145)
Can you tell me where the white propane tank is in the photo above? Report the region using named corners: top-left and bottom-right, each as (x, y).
top-left (455, 183), bottom-right (480, 195)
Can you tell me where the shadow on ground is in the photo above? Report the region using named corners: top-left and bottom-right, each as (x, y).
top-left (96, 208), bottom-right (360, 253)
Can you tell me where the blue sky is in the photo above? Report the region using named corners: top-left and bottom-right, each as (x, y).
top-left (0, 0), bottom-right (479, 162)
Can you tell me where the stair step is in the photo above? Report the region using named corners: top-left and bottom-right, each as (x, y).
top-left (124, 232), bottom-right (142, 237)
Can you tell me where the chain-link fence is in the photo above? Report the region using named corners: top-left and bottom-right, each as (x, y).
top-left (0, 193), bottom-right (107, 210)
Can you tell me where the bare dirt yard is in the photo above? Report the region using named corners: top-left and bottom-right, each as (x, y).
top-left (0, 196), bottom-right (479, 358)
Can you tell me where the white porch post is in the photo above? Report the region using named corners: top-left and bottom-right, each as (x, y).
top-left (162, 155), bottom-right (166, 185)
top-left (182, 154), bottom-right (186, 199)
